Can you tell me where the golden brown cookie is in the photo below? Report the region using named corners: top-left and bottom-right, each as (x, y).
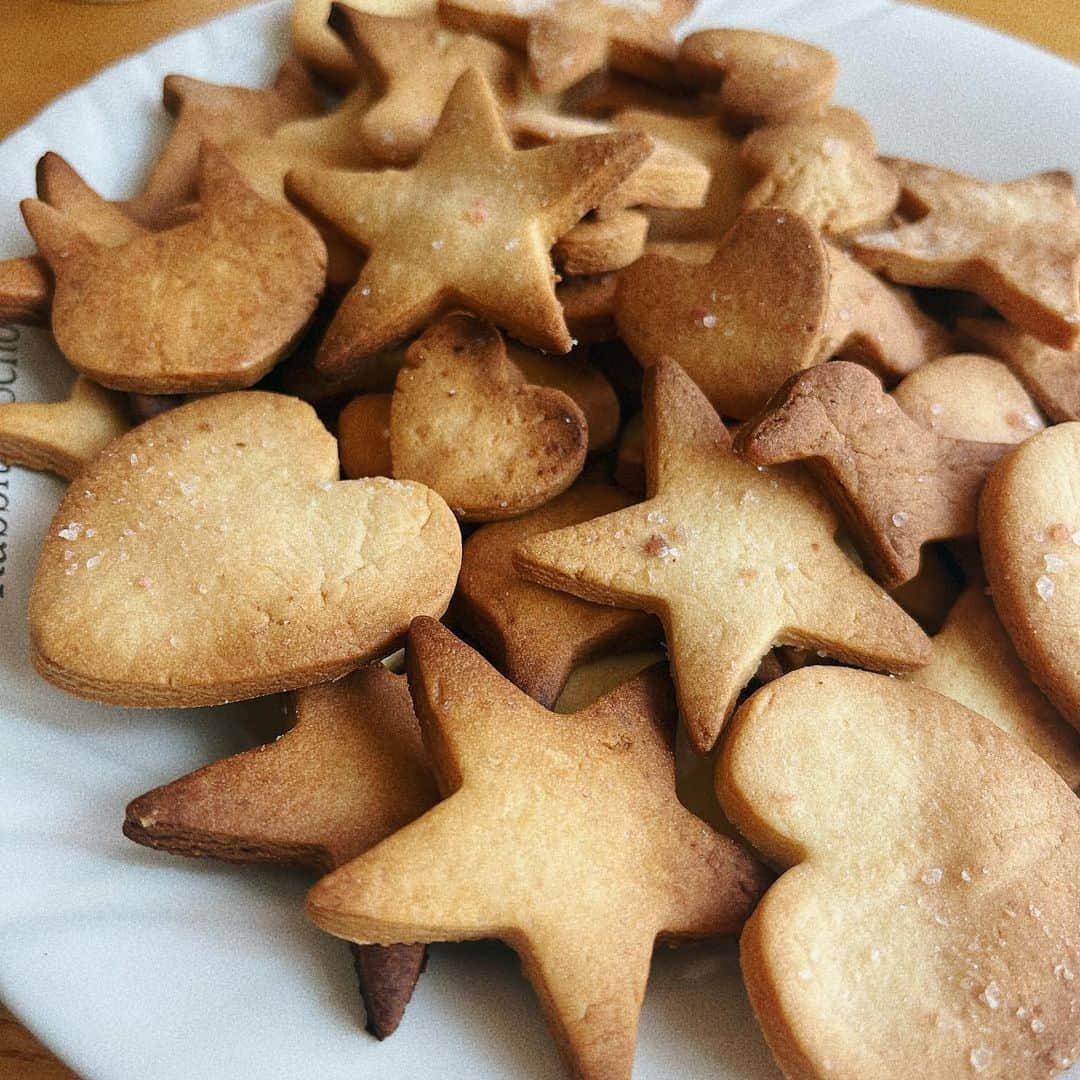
top-left (437, 0), bottom-right (694, 95)
top-left (908, 587), bottom-right (1080, 787)
top-left (124, 664), bottom-right (436, 1037)
top-left (306, 617), bottom-right (770, 1080)
top-left (0, 377), bottom-right (130, 481)
top-left (36, 152), bottom-right (149, 246)
top-left (614, 207), bottom-right (830, 418)
top-left (719, 667), bottom-right (1080, 1080)
top-left (737, 361), bottom-right (1011, 588)
top-left (338, 392), bottom-right (393, 478)
top-left (0, 255), bottom-right (51, 326)
top-left (390, 315), bottom-right (587, 521)
top-left (741, 108), bottom-right (900, 237)
top-left (817, 241), bottom-right (952, 378)
top-left (676, 29), bottom-right (836, 129)
top-left (551, 207), bottom-right (649, 275)
top-left (331, 4), bottom-right (519, 166)
top-left (856, 161), bottom-right (1080, 351)
top-left (456, 482), bottom-right (659, 706)
top-left (893, 353), bottom-right (1044, 443)
top-left (22, 146), bottom-right (326, 395)
top-left (29, 391), bottom-right (461, 707)
top-left (286, 69), bottom-right (650, 376)
top-left (959, 316), bottom-right (1080, 423)
top-left (124, 60), bottom-right (321, 228)
top-left (979, 422), bottom-right (1080, 730)
top-left (515, 358), bottom-right (930, 752)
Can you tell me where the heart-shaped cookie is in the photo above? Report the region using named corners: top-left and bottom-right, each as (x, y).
top-left (614, 207), bottom-right (830, 418)
top-left (390, 315), bottom-right (587, 521)
top-left (29, 391), bottom-right (461, 707)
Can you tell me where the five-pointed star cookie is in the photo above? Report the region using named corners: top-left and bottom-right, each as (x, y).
top-left (124, 664), bottom-right (438, 1038)
top-left (437, 0), bottom-right (695, 95)
top-left (286, 68), bottom-right (650, 377)
top-left (856, 161), bottom-right (1080, 351)
top-left (306, 618), bottom-right (770, 1080)
top-left (515, 358), bottom-right (930, 752)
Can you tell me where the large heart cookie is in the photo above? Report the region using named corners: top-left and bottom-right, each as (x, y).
top-left (29, 392), bottom-right (461, 707)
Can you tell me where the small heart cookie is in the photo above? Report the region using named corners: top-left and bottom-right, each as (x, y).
top-left (390, 315), bottom-right (587, 521)
top-left (29, 391), bottom-right (461, 707)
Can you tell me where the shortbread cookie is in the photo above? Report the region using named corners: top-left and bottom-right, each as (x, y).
top-left (856, 161), bottom-right (1080, 351)
top-left (286, 69), bottom-right (649, 376)
top-left (817, 242), bottom-right (952, 378)
top-left (737, 361), bottom-right (1011, 588)
top-left (29, 392), bottom-right (461, 707)
top-left (552, 649), bottom-right (665, 714)
top-left (390, 316), bottom-right (587, 521)
top-left (610, 109), bottom-right (752, 242)
top-left (741, 108), bottom-right (900, 237)
top-left (677, 29), bottom-right (836, 128)
top-left (960, 317), bottom-right (1080, 423)
top-left (128, 393), bottom-right (186, 424)
top-left (307, 618), bottom-right (770, 1080)
top-left (124, 60), bottom-right (321, 228)
top-left (908, 587), bottom-right (1080, 787)
top-left (36, 152), bottom-right (149, 246)
top-left (338, 392), bottom-right (393, 478)
top-left (719, 667), bottom-right (1080, 1080)
top-left (437, 0), bottom-right (694, 95)
top-left (0, 255), bottom-right (50, 326)
top-left (979, 422), bottom-right (1080, 729)
top-left (515, 358), bottom-right (930, 752)
top-left (124, 664), bottom-right (437, 1037)
top-left (551, 208), bottom-right (648, 275)
top-left (331, 5), bottom-right (519, 166)
top-left (456, 482), bottom-right (659, 705)
top-left (23, 146), bottom-right (327, 395)
top-left (893, 353), bottom-right (1044, 443)
top-left (0, 377), bottom-right (130, 480)
top-left (614, 208), bottom-right (830, 417)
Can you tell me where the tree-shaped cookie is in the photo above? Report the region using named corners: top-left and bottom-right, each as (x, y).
top-left (29, 392), bottom-right (461, 707)
top-left (286, 69), bottom-right (649, 377)
top-left (719, 667), bottom-right (1080, 1079)
top-left (515, 358), bottom-right (929, 752)
top-left (22, 146), bottom-right (327, 395)
top-left (736, 361), bottom-right (1011, 588)
top-left (856, 161), bottom-right (1080, 351)
top-left (306, 618), bottom-right (770, 1080)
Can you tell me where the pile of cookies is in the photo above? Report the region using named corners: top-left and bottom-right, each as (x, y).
top-left (1, 1), bottom-right (1078, 1076)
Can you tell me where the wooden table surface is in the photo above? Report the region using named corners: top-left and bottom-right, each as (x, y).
top-left (0, 1), bottom-right (1076, 1077)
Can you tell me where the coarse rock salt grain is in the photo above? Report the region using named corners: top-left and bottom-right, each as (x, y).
top-left (921, 867), bottom-right (943, 886)
top-left (969, 1047), bottom-right (991, 1072)
top-left (129, 453), bottom-right (139, 465)
top-left (1031, 1017), bottom-right (1046, 1034)
top-left (979, 981), bottom-right (1002, 1009)
top-left (892, 511), bottom-right (910, 528)
top-left (701, 313), bottom-right (718, 329)
top-left (85, 554), bottom-right (103, 570)
top-left (1035, 575), bottom-right (1055, 601)
top-left (57, 523), bottom-right (81, 541)
top-left (1044, 552), bottom-right (1065, 573)
top-left (930, 402), bottom-right (944, 416)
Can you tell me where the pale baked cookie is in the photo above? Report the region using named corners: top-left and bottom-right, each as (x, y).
top-left (306, 618), bottom-right (770, 1080)
top-left (0, 256), bottom-right (51, 326)
top-left (0, 377), bottom-right (130, 481)
top-left (390, 315), bottom-right (587, 521)
top-left (893, 353), bottom-right (1044, 443)
top-left (979, 422), bottom-right (1080, 730)
top-left (856, 161), bottom-right (1080, 351)
top-left (124, 664), bottom-right (437, 1038)
top-left (515, 358), bottom-right (930, 752)
top-left (437, 0), bottom-right (695, 95)
top-left (23, 146), bottom-right (327, 395)
top-left (286, 69), bottom-right (649, 375)
top-left (740, 108), bottom-right (900, 237)
top-left (677, 29), bottom-right (837, 128)
top-left (719, 667), bottom-right (1080, 1080)
top-left (737, 361), bottom-right (1011, 588)
top-left (456, 482), bottom-right (659, 706)
top-left (338, 392), bottom-right (393, 478)
top-left (551, 207), bottom-right (649, 274)
top-left (29, 392), bottom-right (461, 707)
top-left (908, 587), bottom-right (1080, 787)
top-left (960, 317), bottom-right (1080, 423)
top-left (614, 207), bottom-right (830, 418)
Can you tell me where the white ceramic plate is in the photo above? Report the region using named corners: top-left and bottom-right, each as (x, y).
top-left (0, 2), bottom-right (1077, 1078)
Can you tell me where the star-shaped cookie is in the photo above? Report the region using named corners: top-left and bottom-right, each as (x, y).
top-left (286, 69), bottom-right (650, 377)
top-left (306, 618), bottom-right (769, 1079)
top-left (856, 161), bottom-right (1080, 351)
top-left (515, 358), bottom-right (930, 752)
top-left (437, 0), bottom-right (694, 95)
top-left (124, 664), bottom-right (438, 1038)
